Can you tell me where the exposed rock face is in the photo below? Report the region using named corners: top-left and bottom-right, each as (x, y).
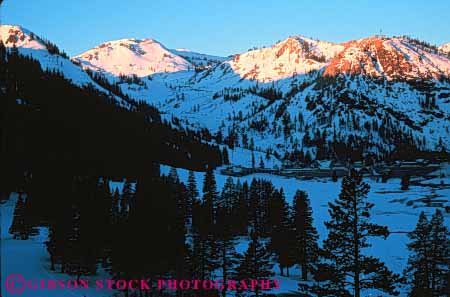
top-left (324, 37), bottom-right (450, 79)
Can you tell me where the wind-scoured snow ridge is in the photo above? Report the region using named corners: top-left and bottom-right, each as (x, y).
top-left (324, 36), bottom-right (450, 79)
top-left (73, 38), bottom-right (193, 78)
top-left (0, 25), bottom-right (131, 108)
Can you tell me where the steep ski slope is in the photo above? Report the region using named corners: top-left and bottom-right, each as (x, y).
top-left (73, 38), bottom-right (192, 78)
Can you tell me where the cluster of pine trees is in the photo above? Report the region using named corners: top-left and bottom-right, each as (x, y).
top-left (117, 73), bottom-right (146, 86)
top-left (212, 69), bottom-right (449, 166)
top-left (9, 161), bottom-right (450, 296)
top-left (0, 42), bottom-right (224, 195)
top-left (9, 163), bottom-right (319, 296)
top-left (187, 170), bottom-right (322, 296)
top-left (212, 84), bottom-right (282, 102)
top-left (299, 170), bottom-right (400, 296)
top-left (8, 167), bottom-right (277, 296)
top-left (299, 170), bottom-right (450, 297)
top-left (300, 40), bottom-right (326, 63)
top-left (405, 210), bottom-right (450, 296)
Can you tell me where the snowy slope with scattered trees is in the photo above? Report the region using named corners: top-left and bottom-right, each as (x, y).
top-left (170, 48), bottom-right (229, 70)
top-left (0, 25), bottom-right (131, 107)
top-left (76, 33), bottom-right (450, 164)
top-left (4, 24), bottom-right (450, 165)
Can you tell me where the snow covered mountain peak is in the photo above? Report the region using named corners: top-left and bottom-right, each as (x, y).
top-left (226, 35), bottom-right (343, 82)
top-left (0, 25), bottom-right (48, 51)
top-left (275, 35), bottom-right (343, 60)
top-left (0, 24), bottom-right (131, 107)
top-left (73, 37), bottom-right (193, 78)
top-left (439, 42), bottom-right (450, 54)
top-left (324, 36), bottom-right (450, 79)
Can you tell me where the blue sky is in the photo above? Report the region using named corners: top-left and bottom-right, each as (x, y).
top-left (1, 0), bottom-right (450, 57)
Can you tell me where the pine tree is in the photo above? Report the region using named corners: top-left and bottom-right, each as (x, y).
top-left (233, 180), bottom-right (249, 235)
top-left (248, 179), bottom-right (262, 234)
top-left (187, 170), bottom-right (199, 225)
top-left (46, 225), bottom-right (59, 271)
top-left (120, 179), bottom-right (134, 218)
top-left (401, 175), bottom-right (410, 190)
top-left (268, 189), bottom-right (295, 276)
top-left (282, 112), bottom-right (291, 139)
top-left (265, 149), bottom-right (271, 161)
top-left (292, 190), bottom-right (319, 281)
top-left (220, 177), bottom-right (236, 212)
top-left (250, 137), bottom-right (255, 151)
top-left (191, 199), bottom-right (219, 281)
top-left (242, 132), bottom-right (249, 149)
top-left (251, 152), bottom-right (256, 169)
top-left (316, 170), bottom-right (399, 297)
top-left (190, 168), bottom-right (221, 284)
top-left (304, 151), bottom-right (312, 165)
top-left (215, 204), bottom-right (242, 297)
top-left (110, 188), bottom-right (120, 224)
top-left (429, 210), bottom-right (450, 296)
top-left (62, 204), bottom-right (84, 276)
top-left (259, 156), bottom-right (265, 169)
top-left (222, 147), bottom-right (230, 165)
top-left (169, 167), bottom-right (179, 182)
top-left (188, 170), bottom-right (199, 200)
top-left (9, 193), bottom-right (36, 239)
top-left (237, 232), bottom-right (274, 297)
top-left (172, 180), bottom-right (190, 296)
top-left (202, 168), bottom-right (219, 227)
top-left (331, 170), bottom-right (338, 182)
top-left (406, 210), bottom-right (450, 296)
top-left (405, 212), bottom-right (433, 296)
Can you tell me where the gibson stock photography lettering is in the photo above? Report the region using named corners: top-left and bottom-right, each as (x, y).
top-left (0, 0), bottom-right (449, 296)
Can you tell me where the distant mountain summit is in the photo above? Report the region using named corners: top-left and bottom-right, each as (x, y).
top-left (227, 36), bottom-right (343, 81)
top-left (0, 25), bottom-right (130, 106)
top-left (72, 38), bottom-right (193, 78)
top-left (439, 42), bottom-right (450, 54)
top-left (1, 25), bottom-right (46, 49)
top-left (74, 34), bottom-right (345, 82)
top-left (75, 34), bottom-right (450, 82)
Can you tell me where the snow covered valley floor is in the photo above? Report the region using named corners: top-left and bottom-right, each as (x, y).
top-left (2, 167), bottom-right (450, 296)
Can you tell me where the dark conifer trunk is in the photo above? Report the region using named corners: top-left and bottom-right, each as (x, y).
top-left (353, 188), bottom-right (360, 297)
